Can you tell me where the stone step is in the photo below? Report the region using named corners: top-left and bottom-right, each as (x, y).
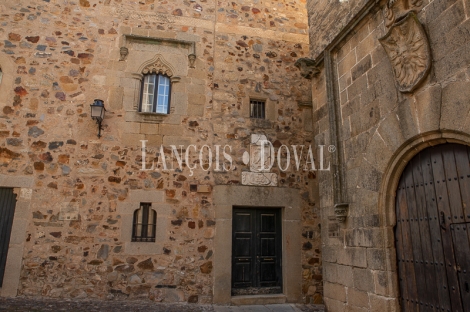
top-left (230, 294), bottom-right (287, 306)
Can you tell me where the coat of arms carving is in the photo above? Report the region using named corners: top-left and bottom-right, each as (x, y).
top-left (384, 0), bottom-right (424, 27)
top-left (379, 12), bottom-right (431, 93)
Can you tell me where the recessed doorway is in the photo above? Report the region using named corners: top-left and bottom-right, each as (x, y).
top-left (232, 207), bottom-right (282, 296)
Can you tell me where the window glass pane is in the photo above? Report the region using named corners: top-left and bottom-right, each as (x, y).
top-left (137, 207), bottom-right (143, 223)
top-left (141, 75), bottom-right (156, 112)
top-left (148, 209), bottom-right (154, 220)
top-left (156, 75), bottom-right (170, 114)
top-left (136, 225), bottom-right (142, 238)
top-left (147, 209), bottom-right (155, 237)
top-left (134, 208), bottom-right (142, 238)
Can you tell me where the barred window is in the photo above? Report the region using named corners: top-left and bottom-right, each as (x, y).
top-left (132, 203), bottom-right (157, 242)
top-left (140, 74), bottom-right (171, 114)
top-left (250, 99), bottom-right (265, 119)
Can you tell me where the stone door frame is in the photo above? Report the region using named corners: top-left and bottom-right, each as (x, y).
top-left (212, 185), bottom-right (302, 304)
top-left (0, 174), bottom-right (34, 297)
top-left (377, 131), bottom-right (470, 308)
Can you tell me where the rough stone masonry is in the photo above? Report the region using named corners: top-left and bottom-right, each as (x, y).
top-left (0, 0), bottom-right (322, 306)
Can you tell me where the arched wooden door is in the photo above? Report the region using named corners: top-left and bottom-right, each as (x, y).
top-left (395, 143), bottom-right (470, 312)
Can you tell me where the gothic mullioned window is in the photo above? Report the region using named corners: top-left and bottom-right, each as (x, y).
top-left (138, 55), bottom-right (175, 115)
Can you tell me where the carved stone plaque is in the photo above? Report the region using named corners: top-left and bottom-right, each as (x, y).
top-left (241, 172), bottom-right (278, 187)
top-left (379, 12), bottom-right (431, 93)
top-left (250, 145), bottom-right (273, 173)
top-left (250, 134), bottom-right (273, 173)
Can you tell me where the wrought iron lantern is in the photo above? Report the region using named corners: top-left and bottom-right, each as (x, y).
top-left (90, 99), bottom-right (106, 138)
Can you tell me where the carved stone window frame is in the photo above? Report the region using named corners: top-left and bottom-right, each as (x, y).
top-left (117, 190), bottom-right (170, 255)
top-left (134, 55), bottom-right (181, 116)
top-left (120, 35), bottom-right (195, 124)
top-left (243, 94), bottom-right (277, 128)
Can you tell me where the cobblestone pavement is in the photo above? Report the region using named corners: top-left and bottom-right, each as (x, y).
top-left (0, 298), bottom-right (325, 312)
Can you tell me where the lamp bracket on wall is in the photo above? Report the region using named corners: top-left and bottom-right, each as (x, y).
top-left (90, 99), bottom-right (106, 138)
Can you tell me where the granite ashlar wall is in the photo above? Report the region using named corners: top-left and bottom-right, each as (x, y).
top-left (308, 0), bottom-right (470, 310)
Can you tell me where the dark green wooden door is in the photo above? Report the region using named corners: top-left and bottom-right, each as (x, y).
top-left (0, 188), bottom-right (17, 287)
top-left (395, 144), bottom-right (470, 311)
top-left (232, 207), bottom-right (282, 296)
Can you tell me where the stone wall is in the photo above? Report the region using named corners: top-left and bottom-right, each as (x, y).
top-left (0, 0), bottom-right (321, 304)
top-left (309, 0), bottom-right (470, 310)
top-left (306, 0), bottom-right (370, 59)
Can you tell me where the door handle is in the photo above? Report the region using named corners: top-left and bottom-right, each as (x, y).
top-left (440, 211), bottom-right (446, 230)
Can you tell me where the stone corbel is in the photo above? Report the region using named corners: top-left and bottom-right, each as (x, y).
top-left (294, 58), bottom-right (320, 79)
top-left (188, 54), bottom-right (196, 68)
top-left (119, 47), bottom-right (129, 61)
top-left (334, 203), bottom-right (349, 223)
top-left (188, 41), bottom-right (196, 68)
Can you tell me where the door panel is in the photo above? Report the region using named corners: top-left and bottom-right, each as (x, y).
top-left (395, 144), bottom-right (470, 311)
top-left (260, 238), bottom-right (275, 256)
top-left (232, 210), bottom-right (255, 289)
top-left (451, 223), bottom-right (470, 312)
top-left (234, 213), bottom-right (252, 232)
top-left (234, 238), bottom-right (252, 257)
top-left (232, 208), bottom-right (282, 295)
top-left (233, 262), bottom-right (252, 284)
top-left (420, 149), bottom-right (452, 311)
top-left (0, 188), bottom-right (17, 287)
top-left (260, 214), bottom-right (276, 232)
top-left (260, 261), bottom-right (276, 283)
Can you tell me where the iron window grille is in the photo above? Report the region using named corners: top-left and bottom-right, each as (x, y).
top-left (132, 203), bottom-right (157, 242)
top-left (140, 74), bottom-right (171, 114)
top-left (250, 99), bottom-right (265, 119)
